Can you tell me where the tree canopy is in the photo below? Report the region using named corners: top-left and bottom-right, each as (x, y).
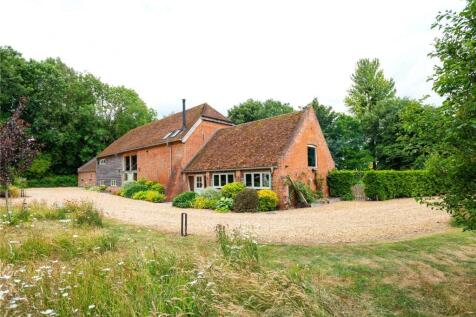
top-left (0, 46), bottom-right (156, 176)
top-left (426, 0), bottom-right (476, 230)
top-left (227, 99), bottom-right (294, 124)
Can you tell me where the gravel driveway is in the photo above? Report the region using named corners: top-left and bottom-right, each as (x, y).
top-left (13, 187), bottom-right (451, 245)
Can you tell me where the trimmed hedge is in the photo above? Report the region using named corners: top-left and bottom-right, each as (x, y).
top-left (27, 175), bottom-right (77, 188)
top-left (172, 192), bottom-right (198, 208)
top-left (328, 170), bottom-right (440, 201)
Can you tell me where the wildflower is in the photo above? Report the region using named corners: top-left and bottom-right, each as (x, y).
top-left (0, 290), bottom-right (10, 300)
top-left (40, 309), bottom-right (56, 315)
top-left (0, 275), bottom-right (11, 280)
top-left (62, 292), bottom-right (69, 297)
top-left (72, 234), bottom-right (78, 238)
top-left (88, 304), bottom-right (95, 309)
top-left (8, 303), bottom-right (18, 309)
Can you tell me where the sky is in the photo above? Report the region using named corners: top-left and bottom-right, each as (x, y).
top-left (0, 0), bottom-right (465, 117)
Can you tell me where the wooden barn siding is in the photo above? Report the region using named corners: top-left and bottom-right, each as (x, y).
top-left (96, 155), bottom-right (123, 186)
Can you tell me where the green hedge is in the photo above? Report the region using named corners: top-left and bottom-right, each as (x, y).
top-left (27, 175), bottom-right (77, 188)
top-left (328, 170), bottom-right (440, 201)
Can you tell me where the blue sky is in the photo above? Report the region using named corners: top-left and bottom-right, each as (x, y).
top-left (0, 0), bottom-right (465, 117)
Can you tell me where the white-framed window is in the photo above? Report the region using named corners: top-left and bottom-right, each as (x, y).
top-left (124, 155), bottom-right (137, 171)
top-left (212, 173), bottom-right (235, 188)
top-left (194, 175), bottom-right (204, 191)
top-left (111, 179), bottom-right (117, 187)
top-left (244, 172), bottom-right (271, 189)
top-left (99, 158), bottom-right (106, 165)
top-left (307, 145), bottom-right (317, 167)
top-left (99, 180), bottom-right (105, 186)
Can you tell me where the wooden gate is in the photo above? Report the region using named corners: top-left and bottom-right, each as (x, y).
top-left (351, 184), bottom-right (366, 201)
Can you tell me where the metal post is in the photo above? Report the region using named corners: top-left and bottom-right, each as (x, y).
top-left (181, 212), bottom-right (188, 237)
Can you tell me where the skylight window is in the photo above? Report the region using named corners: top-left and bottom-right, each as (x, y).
top-left (162, 131), bottom-right (173, 139)
top-left (170, 129), bottom-right (182, 137)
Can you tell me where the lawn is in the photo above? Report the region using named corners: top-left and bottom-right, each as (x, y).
top-left (0, 201), bottom-right (475, 316)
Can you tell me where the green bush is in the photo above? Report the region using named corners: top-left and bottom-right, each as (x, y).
top-left (192, 196), bottom-right (207, 209)
top-left (215, 197), bottom-right (233, 213)
top-left (137, 178), bottom-right (165, 194)
top-left (257, 189), bottom-right (279, 211)
top-left (233, 189), bottom-right (259, 213)
top-left (328, 170), bottom-right (440, 201)
top-left (293, 181), bottom-right (316, 204)
top-left (200, 187), bottom-right (222, 200)
top-left (27, 175), bottom-right (77, 188)
top-left (62, 201), bottom-right (103, 227)
top-left (122, 182), bottom-right (149, 198)
top-left (144, 191), bottom-right (165, 203)
top-left (221, 182), bottom-right (245, 199)
top-left (132, 190), bottom-right (148, 200)
top-left (172, 192), bottom-right (198, 208)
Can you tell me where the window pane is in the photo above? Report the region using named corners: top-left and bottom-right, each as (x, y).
top-left (245, 174), bottom-right (252, 187)
top-left (253, 173), bottom-right (260, 187)
top-left (125, 157), bottom-right (130, 171)
top-left (221, 175), bottom-right (226, 187)
top-left (131, 155), bottom-right (137, 170)
top-left (228, 174), bottom-right (234, 183)
top-left (262, 173), bottom-right (270, 187)
top-left (213, 175), bottom-right (219, 187)
top-left (133, 172), bottom-right (137, 181)
top-left (307, 147), bottom-right (316, 167)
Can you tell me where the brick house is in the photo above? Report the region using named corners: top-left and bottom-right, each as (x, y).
top-left (183, 106), bottom-right (335, 207)
top-left (83, 102), bottom-right (335, 207)
top-left (77, 158), bottom-right (96, 187)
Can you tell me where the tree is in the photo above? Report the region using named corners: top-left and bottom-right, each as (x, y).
top-left (309, 98), bottom-right (339, 133)
top-left (228, 99), bottom-right (294, 124)
top-left (345, 58), bottom-right (396, 169)
top-left (0, 46), bottom-right (156, 175)
top-left (426, 1), bottom-right (476, 230)
top-left (0, 98), bottom-right (38, 211)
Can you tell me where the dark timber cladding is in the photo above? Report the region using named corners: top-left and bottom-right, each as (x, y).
top-left (96, 155), bottom-right (122, 186)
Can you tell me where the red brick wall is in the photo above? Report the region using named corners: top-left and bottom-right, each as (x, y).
top-left (78, 172), bottom-right (96, 187)
top-left (135, 119), bottom-right (229, 200)
top-left (273, 107), bottom-right (335, 208)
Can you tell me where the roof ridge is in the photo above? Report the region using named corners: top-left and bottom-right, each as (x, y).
top-left (230, 109), bottom-right (302, 128)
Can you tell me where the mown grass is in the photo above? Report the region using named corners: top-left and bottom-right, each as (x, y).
top-left (0, 200), bottom-right (475, 316)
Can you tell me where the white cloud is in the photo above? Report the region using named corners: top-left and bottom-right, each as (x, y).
top-left (0, 0), bottom-right (465, 116)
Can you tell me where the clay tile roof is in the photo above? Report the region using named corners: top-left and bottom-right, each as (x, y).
top-left (78, 157), bottom-right (96, 173)
top-left (184, 110), bottom-right (304, 172)
top-left (97, 103), bottom-right (231, 157)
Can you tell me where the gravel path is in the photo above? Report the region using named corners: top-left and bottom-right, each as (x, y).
top-left (12, 187), bottom-right (451, 245)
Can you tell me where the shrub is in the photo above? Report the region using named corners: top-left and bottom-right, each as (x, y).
top-left (293, 181), bottom-right (316, 204)
top-left (204, 198), bottom-right (219, 209)
top-left (122, 181), bottom-right (148, 198)
top-left (1, 186), bottom-right (20, 198)
top-left (328, 170), bottom-right (441, 201)
top-left (199, 187), bottom-right (222, 200)
top-left (233, 188), bottom-right (259, 212)
top-left (221, 182), bottom-right (245, 199)
top-left (27, 175), bottom-right (77, 188)
top-left (215, 197), bottom-right (233, 213)
top-left (144, 191), bottom-right (165, 203)
top-left (172, 192), bottom-right (197, 208)
top-left (132, 190), bottom-right (148, 200)
top-left (138, 178), bottom-right (165, 194)
top-left (257, 189), bottom-right (279, 211)
top-left (192, 196), bottom-right (207, 209)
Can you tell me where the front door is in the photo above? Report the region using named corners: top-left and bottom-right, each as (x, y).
top-left (194, 175), bottom-right (204, 192)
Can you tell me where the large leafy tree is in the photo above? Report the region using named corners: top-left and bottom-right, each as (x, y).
top-left (345, 58), bottom-right (396, 169)
top-left (227, 99), bottom-right (294, 124)
top-left (309, 98), bottom-right (371, 169)
top-left (0, 46), bottom-right (156, 175)
top-left (427, 1), bottom-right (476, 230)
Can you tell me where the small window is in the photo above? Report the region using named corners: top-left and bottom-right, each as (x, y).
top-left (212, 173), bottom-right (235, 188)
top-left (307, 146), bottom-right (316, 167)
top-left (99, 159), bottom-right (106, 165)
top-left (131, 155), bottom-right (137, 170)
top-left (99, 180), bottom-right (105, 186)
top-left (244, 172), bottom-right (272, 189)
top-left (195, 175), bottom-right (204, 189)
top-left (111, 179), bottom-right (117, 187)
top-left (162, 131), bottom-right (172, 139)
top-left (170, 129), bottom-right (182, 137)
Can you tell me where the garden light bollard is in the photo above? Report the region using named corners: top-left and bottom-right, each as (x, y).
top-left (181, 212), bottom-right (188, 237)
top-left (22, 199), bottom-right (28, 213)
